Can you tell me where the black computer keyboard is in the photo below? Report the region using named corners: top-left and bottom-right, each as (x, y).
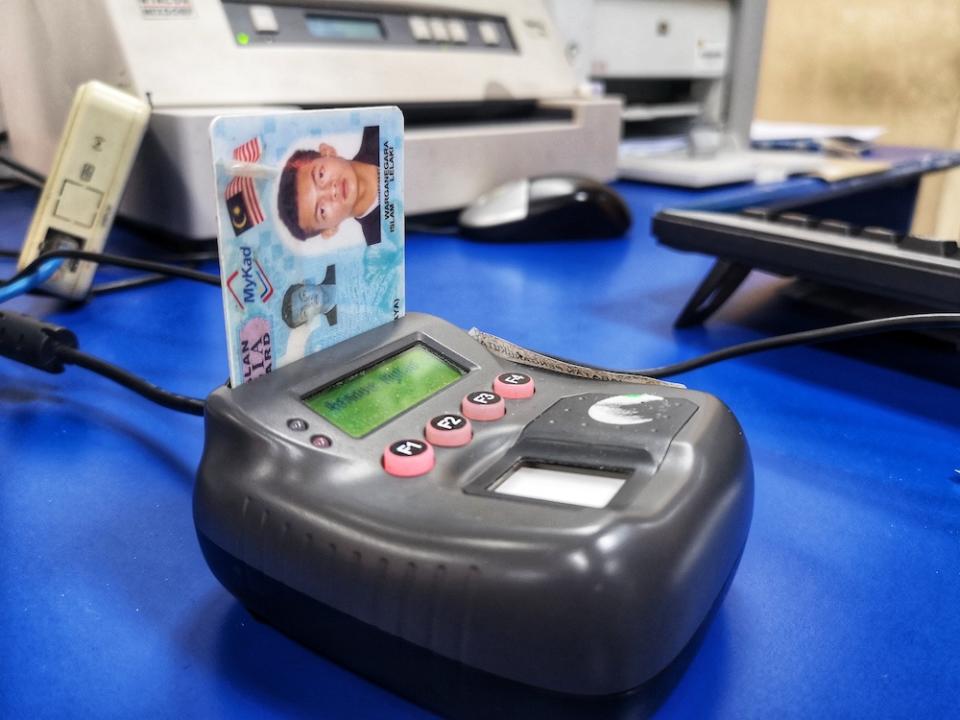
top-left (652, 207), bottom-right (960, 326)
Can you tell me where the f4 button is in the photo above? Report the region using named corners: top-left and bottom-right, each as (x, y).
top-left (494, 372), bottom-right (535, 399)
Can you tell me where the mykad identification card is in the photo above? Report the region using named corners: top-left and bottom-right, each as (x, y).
top-left (210, 107), bottom-right (404, 386)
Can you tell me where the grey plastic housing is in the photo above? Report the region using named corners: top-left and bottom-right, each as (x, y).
top-left (194, 313), bottom-right (752, 696)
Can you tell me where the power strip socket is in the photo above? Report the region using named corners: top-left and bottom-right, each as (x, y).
top-left (17, 81), bottom-right (150, 300)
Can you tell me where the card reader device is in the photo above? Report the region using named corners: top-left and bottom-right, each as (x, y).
top-left (194, 314), bottom-right (753, 713)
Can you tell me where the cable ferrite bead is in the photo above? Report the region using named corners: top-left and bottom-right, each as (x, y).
top-left (0, 310), bottom-right (78, 373)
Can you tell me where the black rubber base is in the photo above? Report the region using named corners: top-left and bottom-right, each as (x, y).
top-left (198, 533), bottom-right (739, 720)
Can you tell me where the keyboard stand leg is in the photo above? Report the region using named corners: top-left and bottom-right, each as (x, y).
top-left (674, 260), bottom-right (751, 327)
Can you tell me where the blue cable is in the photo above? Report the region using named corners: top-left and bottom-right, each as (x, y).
top-left (0, 258), bottom-right (64, 304)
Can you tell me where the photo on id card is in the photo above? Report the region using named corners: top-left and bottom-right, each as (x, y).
top-left (210, 107), bottom-right (404, 387)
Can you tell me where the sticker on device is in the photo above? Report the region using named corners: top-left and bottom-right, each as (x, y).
top-left (140, 0), bottom-right (193, 18)
top-left (239, 317), bottom-right (273, 382)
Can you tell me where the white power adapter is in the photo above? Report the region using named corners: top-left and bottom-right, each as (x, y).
top-left (17, 81), bottom-right (150, 300)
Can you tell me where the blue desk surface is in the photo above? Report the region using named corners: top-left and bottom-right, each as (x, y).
top-left (1, 177), bottom-right (958, 719)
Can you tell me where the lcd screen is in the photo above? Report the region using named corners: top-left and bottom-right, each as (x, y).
top-left (303, 344), bottom-right (464, 437)
top-left (306, 15), bottom-right (384, 41)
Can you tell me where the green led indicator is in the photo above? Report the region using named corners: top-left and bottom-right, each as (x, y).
top-left (236, 32), bottom-right (250, 45)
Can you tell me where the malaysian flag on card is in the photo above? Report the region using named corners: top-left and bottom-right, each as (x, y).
top-left (233, 137), bottom-right (261, 163)
top-left (224, 138), bottom-right (265, 236)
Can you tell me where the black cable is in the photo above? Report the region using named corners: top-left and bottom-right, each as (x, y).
top-left (406, 221), bottom-right (460, 235)
top-left (3, 248), bottom-right (221, 289)
top-left (1, 247), bottom-right (220, 265)
top-left (0, 154), bottom-right (45, 185)
top-left (55, 344), bottom-right (205, 416)
top-left (87, 251), bottom-right (222, 293)
top-left (2, 247), bottom-right (221, 295)
top-left (89, 273), bottom-right (170, 295)
top-left (535, 313), bottom-right (960, 378)
top-left (154, 250), bottom-right (221, 264)
top-left (58, 311), bottom-right (948, 415)
top-left (0, 311), bottom-right (205, 416)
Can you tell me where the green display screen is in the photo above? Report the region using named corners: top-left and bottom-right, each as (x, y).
top-left (306, 15), bottom-right (384, 41)
top-left (303, 344), bottom-right (465, 437)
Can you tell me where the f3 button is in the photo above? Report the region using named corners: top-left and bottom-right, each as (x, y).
top-left (462, 391), bottom-right (505, 421)
top-left (384, 439), bottom-right (435, 477)
top-left (494, 372), bottom-right (535, 399)
top-left (426, 413), bottom-right (473, 447)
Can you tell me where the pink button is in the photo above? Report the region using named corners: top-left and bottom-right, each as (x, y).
top-left (383, 439), bottom-right (435, 477)
top-left (461, 391), bottom-right (505, 421)
top-left (493, 372), bottom-right (535, 399)
top-left (425, 413), bottom-right (473, 447)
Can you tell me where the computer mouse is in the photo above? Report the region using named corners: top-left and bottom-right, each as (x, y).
top-left (458, 175), bottom-right (632, 241)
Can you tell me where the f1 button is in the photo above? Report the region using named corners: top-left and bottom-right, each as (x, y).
top-left (384, 439), bottom-right (435, 477)
top-left (462, 391), bottom-right (505, 421)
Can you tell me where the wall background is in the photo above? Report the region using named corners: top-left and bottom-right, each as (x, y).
top-left (755, 0), bottom-right (960, 236)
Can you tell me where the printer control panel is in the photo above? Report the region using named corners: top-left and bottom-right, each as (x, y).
top-left (223, 2), bottom-right (517, 51)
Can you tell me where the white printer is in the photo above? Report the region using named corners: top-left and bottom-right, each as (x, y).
top-left (547, 0), bottom-right (822, 187)
top-left (0, 0), bottom-right (621, 239)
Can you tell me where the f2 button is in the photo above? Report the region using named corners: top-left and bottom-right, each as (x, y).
top-left (426, 413), bottom-right (472, 447)
top-left (384, 439), bottom-right (435, 477)
top-left (494, 372), bottom-right (535, 399)
top-left (462, 391), bottom-right (505, 421)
